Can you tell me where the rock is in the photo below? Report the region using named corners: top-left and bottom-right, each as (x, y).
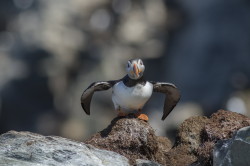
top-left (0, 110), bottom-right (248, 166)
top-left (162, 116), bottom-right (209, 166)
top-left (0, 130), bottom-right (130, 166)
top-left (196, 110), bottom-right (250, 165)
top-left (196, 141), bottom-right (215, 166)
top-left (204, 110), bottom-right (250, 141)
top-left (85, 116), bottom-right (171, 165)
top-left (213, 126), bottom-right (250, 166)
top-left (164, 144), bottom-right (197, 166)
top-left (156, 136), bottom-right (172, 154)
top-left (164, 110), bottom-right (250, 166)
top-left (175, 116), bottom-right (209, 152)
top-left (84, 110), bottom-right (249, 166)
top-left (136, 159), bottom-right (162, 166)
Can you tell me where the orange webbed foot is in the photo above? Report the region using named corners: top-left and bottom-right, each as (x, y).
top-left (136, 113), bottom-right (149, 121)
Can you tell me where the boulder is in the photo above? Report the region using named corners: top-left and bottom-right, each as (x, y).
top-left (164, 116), bottom-right (209, 166)
top-left (196, 110), bottom-right (250, 165)
top-left (163, 110), bottom-right (250, 166)
top-left (213, 126), bottom-right (250, 166)
top-left (204, 110), bottom-right (250, 141)
top-left (175, 116), bottom-right (209, 152)
top-left (85, 116), bottom-right (171, 165)
top-left (0, 130), bottom-right (130, 166)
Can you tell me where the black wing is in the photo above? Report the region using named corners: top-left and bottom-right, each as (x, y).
top-left (80, 80), bottom-right (118, 115)
top-left (150, 81), bottom-right (181, 120)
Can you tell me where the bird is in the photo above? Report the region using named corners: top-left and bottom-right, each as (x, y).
top-left (81, 59), bottom-right (180, 121)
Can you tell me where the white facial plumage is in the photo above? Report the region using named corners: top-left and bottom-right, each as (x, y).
top-left (126, 59), bottom-right (145, 80)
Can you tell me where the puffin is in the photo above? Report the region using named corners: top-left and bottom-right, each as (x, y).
top-left (81, 59), bottom-right (180, 121)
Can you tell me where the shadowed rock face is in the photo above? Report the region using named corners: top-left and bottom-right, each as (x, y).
top-left (85, 116), bottom-right (172, 165)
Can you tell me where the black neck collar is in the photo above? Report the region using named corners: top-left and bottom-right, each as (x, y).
top-left (123, 75), bottom-right (146, 87)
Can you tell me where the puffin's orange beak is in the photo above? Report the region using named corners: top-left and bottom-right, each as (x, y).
top-left (133, 64), bottom-right (139, 77)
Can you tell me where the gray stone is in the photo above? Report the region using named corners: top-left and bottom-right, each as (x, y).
top-left (213, 126), bottom-right (250, 166)
top-left (0, 131), bottom-right (130, 166)
top-left (136, 159), bottom-right (162, 166)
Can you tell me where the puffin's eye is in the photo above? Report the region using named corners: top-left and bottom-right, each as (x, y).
top-left (139, 60), bottom-right (143, 65)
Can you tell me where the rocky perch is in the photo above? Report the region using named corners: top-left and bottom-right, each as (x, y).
top-left (85, 116), bottom-right (172, 165)
top-left (0, 110), bottom-right (250, 166)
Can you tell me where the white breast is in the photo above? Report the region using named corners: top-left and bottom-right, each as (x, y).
top-left (112, 81), bottom-right (153, 112)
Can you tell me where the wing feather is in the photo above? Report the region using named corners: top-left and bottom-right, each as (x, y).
top-left (151, 82), bottom-right (181, 120)
top-left (80, 81), bottom-right (117, 115)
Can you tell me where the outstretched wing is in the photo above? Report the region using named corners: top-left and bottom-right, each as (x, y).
top-left (81, 81), bottom-right (117, 115)
top-left (150, 81), bottom-right (181, 120)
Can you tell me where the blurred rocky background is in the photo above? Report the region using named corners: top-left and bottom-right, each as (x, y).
top-left (0, 0), bottom-right (250, 141)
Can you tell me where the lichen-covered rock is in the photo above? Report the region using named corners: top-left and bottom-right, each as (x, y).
top-left (213, 126), bottom-right (250, 166)
top-left (196, 141), bottom-right (215, 165)
top-left (196, 110), bottom-right (250, 166)
top-left (176, 116), bottom-right (209, 152)
top-left (164, 144), bottom-right (197, 166)
top-left (0, 131), bottom-right (130, 166)
top-left (162, 116), bottom-right (209, 166)
top-left (204, 110), bottom-right (250, 141)
top-left (164, 110), bottom-right (250, 166)
top-left (85, 116), bottom-right (171, 165)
